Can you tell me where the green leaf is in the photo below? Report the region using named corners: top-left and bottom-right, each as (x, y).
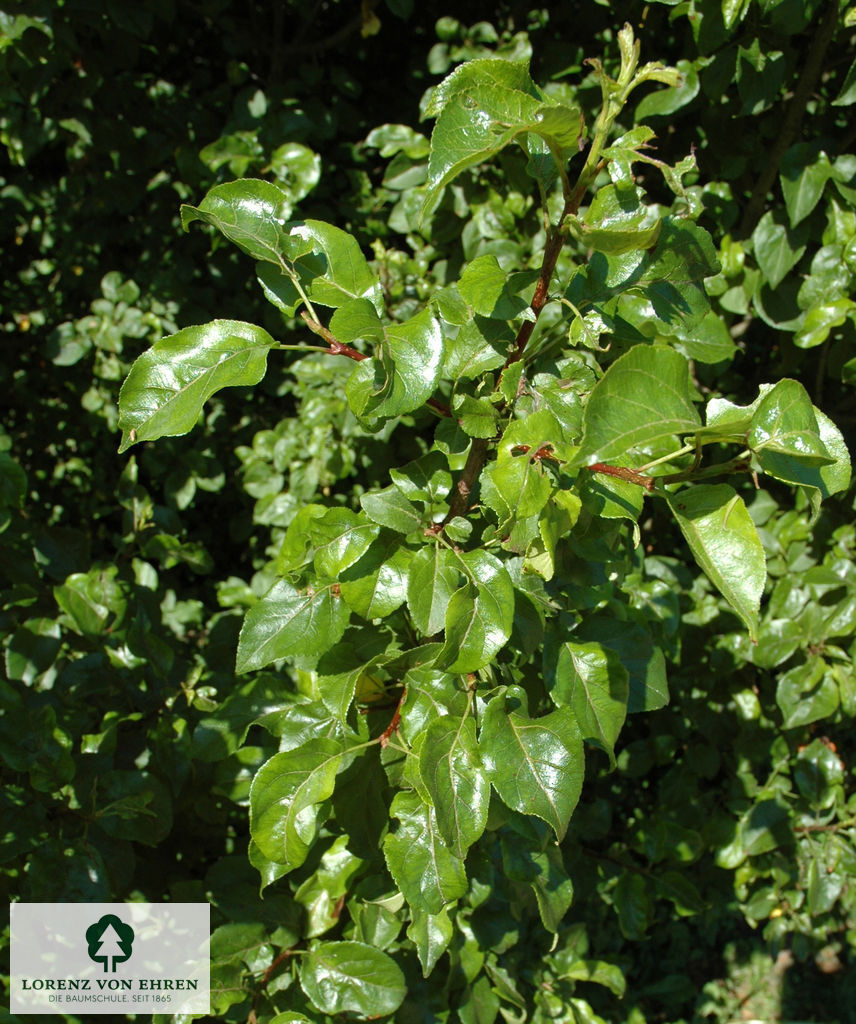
top-left (458, 254), bottom-right (529, 319)
top-left (748, 379), bottom-right (832, 470)
top-left (329, 297), bottom-right (386, 345)
top-left (501, 822), bottom-right (574, 932)
top-left (295, 835), bottom-right (364, 938)
top-left (558, 960), bottom-right (626, 998)
top-left (407, 908), bottom-right (453, 978)
top-left (480, 689), bottom-right (584, 840)
top-left (481, 410), bottom-right (560, 521)
top-left (117, 320), bottom-right (275, 452)
top-left (614, 871), bottom-right (652, 940)
top-left (309, 508), bottom-right (381, 579)
top-left (361, 484), bottom-right (425, 534)
top-left (634, 219), bottom-right (720, 331)
top-left (666, 485), bottom-right (765, 640)
top-left (571, 183), bottom-right (661, 255)
top-left (407, 545), bottom-right (461, 636)
top-left (543, 639), bottom-right (629, 765)
top-left (299, 941), bottom-right (406, 1017)
top-left (752, 211), bottom-right (806, 289)
top-left (295, 220), bottom-right (384, 311)
top-left (419, 714), bottom-right (489, 858)
top-left (268, 141), bottom-right (321, 202)
top-left (634, 59), bottom-right (699, 118)
top-left (340, 537), bottom-right (411, 620)
top-left (390, 451), bottom-right (452, 504)
top-left (383, 791), bottom-right (468, 913)
top-left (452, 393), bottom-right (500, 439)
top-left (423, 59), bottom-right (580, 214)
top-left (5, 619), bottom-right (62, 684)
top-left (574, 616), bottom-right (669, 713)
top-left (780, 146), bottom-right (831, 227)
top-left (757, 406), bottom-right (850, 500)
top-left (655, 870), bottom-right (706, 916)
top-left (777, 657), bottom-right (839, 729)
top-left (437, 550), bottom-right (515, 672)
top-left (236, 581), bottom-right (349, 672)
top-left (181, 179), bottom-right (296, 263)
top-left (793, 299), bottom-right (856, 349)
top-left (346, 308), bottom-right (444, 421)
top-left (249, 739), bottom-right (342, 868)
top-left (574, 346), bottom-right (701, 465)
top-left (442, 317), bottom-right (510, 380)
top-left (54, 566), bottom-right (126, 636)
top-left (458, 974), bottom-right (501, 1024)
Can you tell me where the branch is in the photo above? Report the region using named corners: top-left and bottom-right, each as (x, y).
top-left (737, 0), bottom-right (840, 238)
top-left (506, 198), bottom-right (573, 367)
top-left (440, 437), bottom-right (490, 527)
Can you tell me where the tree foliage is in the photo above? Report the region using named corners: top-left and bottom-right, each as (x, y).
top-left (4, 2), bottom-right (856, 1022)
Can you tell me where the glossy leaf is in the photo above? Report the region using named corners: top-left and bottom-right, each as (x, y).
top-left (437, 550), bottom-right (515, 672)
top-left (181, 179), bottom-right (296, 263)
top-left (407, 545), bottom-right (461, 636)
top-left (543, 639), bottom-right (629, 765)
top-left (780, 146), bottom-right (831, 227)
top-left (383, 791), bottom-right (468, 913)
top-left (249, 738), bottom-right (343, 868)
top-left (407, 908), bottom-right (453, 978)
top-left (480, 689), bottom-right (584, 840)
top-left (118, 320), bottom-right (275, 452)
top-left (423, 59), bottom-right (580, 213)
top-left (574, 616), bottom-right (668, 713)
top-left (481, 410), bottom-right (559, 521)
top-left (574, 345), bottom-right (701, 465)
top-left (236, 581), bottom-right (349, 672)
top-left (667, 485), bottom-right (765, 640)
top-left (299, 940), bottom-right (406, 1017)
top-left (748, 379), bottom-right (831, 466)
top-left (459, 254), bottom-right (529, 319)
top-left (419, 714), bottom-right (489, 858)
top-left (310, 508), bottom-right (380, 579)
top-left (292, 220), bottom-right (383, 311)
top-left (361, 484), bottom-right (425, 534)
top-left (346, 307), bottom-right (443, 421)
top-left (752, 211), bottom-right (805, 288)
top-left (340, 537), bottom-right (411, 620)
top-left (572, 183), bottom-right (661, 255)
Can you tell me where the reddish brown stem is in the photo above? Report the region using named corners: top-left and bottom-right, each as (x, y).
top-left (441, 437), bottom-right (489, 527)
top-left (261, 949), bottom-right (292, 989)
top-left (587, 462), bottom-right (655, 491)
top-left (507, 199), bottom-right (573, 367)
top-left (379, 688), bottom-right (406, 749)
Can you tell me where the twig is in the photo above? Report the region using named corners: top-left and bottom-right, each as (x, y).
top-left (587, 462), bottom-right (655, 491)
top-left (379, 689), bottom-right (406, 749)
top-left (506, 199), bottom-right (573, 367)
top-left (441, 437), bottom-right (490, 527)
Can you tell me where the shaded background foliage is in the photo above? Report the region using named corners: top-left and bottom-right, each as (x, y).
top-left (3, 1), bottom-right (856, 1022)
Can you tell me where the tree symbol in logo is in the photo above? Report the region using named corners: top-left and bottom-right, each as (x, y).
top-left (85, 914), bottom-right (135, 973)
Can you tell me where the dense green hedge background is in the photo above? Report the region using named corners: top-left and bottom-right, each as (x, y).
top-left (3, 1), bottom-right (856, 1022)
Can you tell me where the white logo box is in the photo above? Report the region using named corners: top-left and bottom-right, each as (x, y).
top-left (10, 902), bottom-right (210, 1015)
